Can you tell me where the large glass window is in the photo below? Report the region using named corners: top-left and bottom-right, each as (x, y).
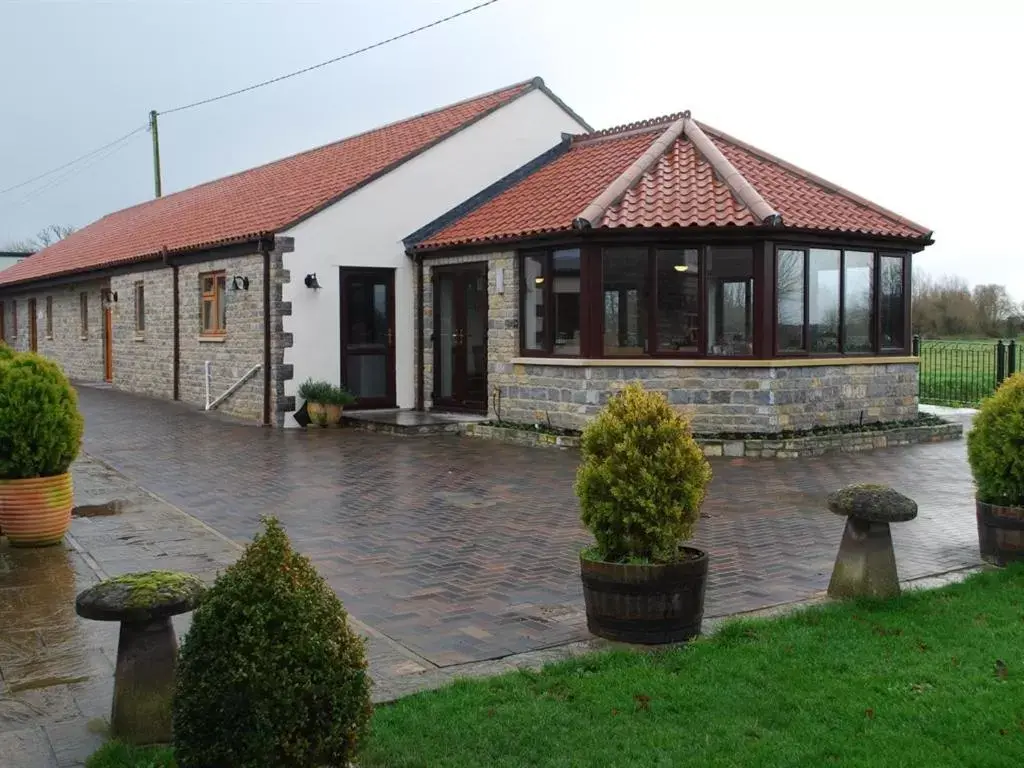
top-left (522, 254), bottom-right (545, 351)
top-left (808, 249), bottom-right (840, 352)
top-left (776, 249), bottom-right (805, 352)
top-left (842, 251), bottom-right (873, 353)
top-left (880, 254), bottom-right (905, 349)
top-left (520, 249), bottom-right (581, 355)
top-left (655, 248), bottom-right (700, 353)
top-left (707, 247), bottom-right (754, 357)
top-left (603, 247), bottom-right (648, 355)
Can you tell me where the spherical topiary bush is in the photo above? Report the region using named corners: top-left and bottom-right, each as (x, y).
top-left (574, 383), bottom-right (712, 563)
top-left (172, 517), bottom-right (372, 768)
top-left (0, 351), bottom-right (83, 480)
top-left (967, 373), bottom-right (1024, 507)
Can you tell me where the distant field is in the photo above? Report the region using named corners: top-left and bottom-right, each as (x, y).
top-left (918, 338), bottom-right (1020, 407)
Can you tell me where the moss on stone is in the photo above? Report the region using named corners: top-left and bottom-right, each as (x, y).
top-left (827, 484), bottom-right (918, 523)
top-left (105, 571), bottom-right (204, 609)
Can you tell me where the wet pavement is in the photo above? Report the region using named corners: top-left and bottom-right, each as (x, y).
top-left (0, 387), bottom-right (983, 764)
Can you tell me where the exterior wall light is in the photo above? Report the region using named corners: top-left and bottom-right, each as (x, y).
top-left (304, 273), bottom-right (321, 290)
top-left (100, 288), bottom-right (118, 302)
top-left (231, 275), bottom-right (250, 291)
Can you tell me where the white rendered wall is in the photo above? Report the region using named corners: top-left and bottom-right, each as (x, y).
top-left (281, 89), bottom-right (588, 426)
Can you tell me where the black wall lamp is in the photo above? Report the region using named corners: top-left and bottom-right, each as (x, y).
top-left (231, 275), bottom-right (250, 291)
top-left (304, 273), bottom-right (321, 290)
top-left (100, 288), bottom-right (118, 303)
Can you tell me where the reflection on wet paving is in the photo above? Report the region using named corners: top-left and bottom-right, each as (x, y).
top-left (71, 501), bottom-right (126, 518)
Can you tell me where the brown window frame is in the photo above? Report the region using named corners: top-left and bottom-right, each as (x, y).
top-left (0, 301), bottom-right (5, 342)
top-left (772, 245), bottom-right (911, 357)
top-left (134, 281), bottom-right (146, 333)
top-left (79, 292), bottom-right (88, 339)
top-left (199, 270), bottom-right (227, 337)
top-left (11, 299), bottom-right (18, 339)
top-left (519, 249), bottom-right (586, 357)
top-left (45, 296), bottom-right (53, 339)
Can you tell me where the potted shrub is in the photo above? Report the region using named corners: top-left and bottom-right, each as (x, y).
top-left (967, 373), bottom-right (1024, 565)
top-left (297, 379), bottom-right (355, 427)
top-left (0, 350), bottom-right (84, 547)
top-left (575, 383), bottom-right (713, 643)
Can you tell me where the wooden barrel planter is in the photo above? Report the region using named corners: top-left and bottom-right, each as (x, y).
top-left (976, 500), bottom-right (1024, 566)
top-left (580, 547), bottom-right (709, 644)
top-left (0, 473), bottom-right (74, 547)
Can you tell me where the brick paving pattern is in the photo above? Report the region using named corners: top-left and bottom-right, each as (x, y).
top-left (75, 386), bottom-right (980, 667)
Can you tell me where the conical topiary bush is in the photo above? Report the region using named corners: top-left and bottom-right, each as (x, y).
top-left (172, 517), bottom-right (372, 767)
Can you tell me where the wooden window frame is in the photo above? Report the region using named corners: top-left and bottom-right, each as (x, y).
top-left (45, 296), bottom-right (53, 339)
top-left (134, 281), bottom-right (146, 334)
top-left (0, 301), bottom-right (5, 342)
top-left (79, 292), bottom-right (89, 339)
top-left (199, 271), bottom-right (227, 337)
top-left (11, 300), bottom-right (17, 340)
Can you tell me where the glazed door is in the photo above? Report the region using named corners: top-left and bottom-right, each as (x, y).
top-left (433, 263), bottom-right (488, 412)
top-left (339, 268), bottom-right (396, 409)
top-left (28, 299), bottom-right (37, 352)
top-left (103, 307), bottom-right (113, 381)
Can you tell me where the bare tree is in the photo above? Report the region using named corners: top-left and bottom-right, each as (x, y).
top-left (3, 224), bottom-right (75, 252)
top-left (973, 283), bottom-right (1016, 337)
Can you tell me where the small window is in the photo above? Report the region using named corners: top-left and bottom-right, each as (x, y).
top-left (522, 254), bottom-right (546, 352)
top-left (200, 271), bottom-right (227, 336)
top-left (707, 247), bottom-right (754, 357)
top-left (603, 247), bottom-right (649, 355)
top-left (11, 300), bottom-right (17, 339)
top-left (552, 250), bottom-right (581, 354)
top-left (0, 301), bottom-right (5, 342)
top-left (135, 282), bottom-right (145, 333)
top-left (880, 254), bottom-right (905, 349)
top-left (655, 248), bottom-right (700, 353)
top-left (519, 250), bottom-right (581, 355)
top-left (842, 251), bottom-right (874, 353)
top-left (80, 293), bottom-right (88, 338)
top-left (45, 296), bottom-right (53, 338)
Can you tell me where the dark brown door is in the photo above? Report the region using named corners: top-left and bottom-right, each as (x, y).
top-left (433, 263), bottom-right (488, 412)
top-left (103, 307), bottom-right (113, 382)
top-left (27, 299), bottom-right (37, 352)
top-left (340, 268), bottom-right (396, 409)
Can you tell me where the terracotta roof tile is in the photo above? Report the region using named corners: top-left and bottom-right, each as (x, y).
top-left (416, 116), bottom-right (930, 249)
top-left (0, 80), bottom-right (535, 287)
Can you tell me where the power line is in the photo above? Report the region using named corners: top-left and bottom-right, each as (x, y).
top-left (0, 124), bottom-right (147, 197)
top-left (7, 130), bottom-right (146, 210)
top-left (159, 0), bottom-right (503, 116)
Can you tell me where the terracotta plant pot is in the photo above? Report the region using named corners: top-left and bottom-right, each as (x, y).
top-left (976, 498), bottom-right (1024, 566)
top-left (580, 546), bottom-right (709, 644)
top-left (0, 472), bottom-right (74, 547)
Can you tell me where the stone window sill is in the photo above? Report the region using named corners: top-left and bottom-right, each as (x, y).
top-left (199, 335), bottom-right (227, 343)
top-left (134, 333), bottom-right (146, 342)
top-left (80, 335), bottom-right (88, 341)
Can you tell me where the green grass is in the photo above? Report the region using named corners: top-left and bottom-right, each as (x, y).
top-left (85, 741), bottom-right (175, 768)
top-left (88, 568), bottom-right (1024, 768)
top-left (918, 338), bottom-right (1020, 406)
top-left (362, 566), bottom-right (1024, 768)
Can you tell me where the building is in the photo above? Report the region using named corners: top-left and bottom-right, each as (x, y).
top-left (0, 87), bottom-right (930, 434)
top-left (0, 79), bottom-right (589, 425)
top-left (0, 251), bottom-right (30, 273)
top-left (406, 112), bottom-right (931, 433)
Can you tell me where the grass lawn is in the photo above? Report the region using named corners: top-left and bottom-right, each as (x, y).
top-left (85, 741), bottom-right (175, 768)
top-left (363, 566), bottom-right (1024, 768)
top-left (918, 338), bottom-right (1019, 407)
top-left (87, 567), bottom-right (1024, 768)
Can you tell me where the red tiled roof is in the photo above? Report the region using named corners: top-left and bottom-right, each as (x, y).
top-left (0, 80), bottom-right (537, 288)
top-left (416, 115), bottom-right (931, 249)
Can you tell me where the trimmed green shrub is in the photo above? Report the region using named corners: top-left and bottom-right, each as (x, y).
top-left (296, 378), bottom-right (356, 406)
top-left (172, 517), bottom-right (371, 768)
top-left (967, 372), bottom-right (1024, 507)
top-left (0, 351), bottom-right (83, 480)
top-left (575, 383), bottom-right (712, 564)
top-left (0, 343), bottom-right (14, 361)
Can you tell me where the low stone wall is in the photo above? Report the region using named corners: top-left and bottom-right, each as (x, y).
top-left (493, 360), bottom-right (919, 435)
top-left (461, 420), bottom-right (962, 458)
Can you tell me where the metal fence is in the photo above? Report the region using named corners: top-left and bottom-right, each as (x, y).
top-left (914, 336), bottom-right (1018, 407)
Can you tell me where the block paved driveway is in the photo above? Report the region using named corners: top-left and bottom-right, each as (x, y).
top-left (76, 386), bottom-right (980, 667)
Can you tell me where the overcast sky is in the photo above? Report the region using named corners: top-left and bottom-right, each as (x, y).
top-left (1, 0), bottom-right (1021, 292)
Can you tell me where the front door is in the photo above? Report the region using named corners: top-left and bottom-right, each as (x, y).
top-left (433, 263), bottom-right (488, 412)
top-left (28, 299), bottom-right (37, 352)
top-left (340, 268), bottom-right (396, 409)
top-left (103, 307), bottom-right (113, 382)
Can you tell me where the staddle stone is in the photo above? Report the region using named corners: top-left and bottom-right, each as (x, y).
top-left (75, 571), bottom-right (204, 745)
top-left (826, 485), bottom-right (917, 600)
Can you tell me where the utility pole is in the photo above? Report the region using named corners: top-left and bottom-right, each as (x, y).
top-left (149, 110), bottom-right (162, 198)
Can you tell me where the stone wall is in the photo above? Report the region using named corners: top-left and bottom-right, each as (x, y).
top-left (1, 280), bottom-right (107, 381)
top-left (1, 244), bottom-right (291, 425)
top-left (422, 250), bottom-right (918, 434)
